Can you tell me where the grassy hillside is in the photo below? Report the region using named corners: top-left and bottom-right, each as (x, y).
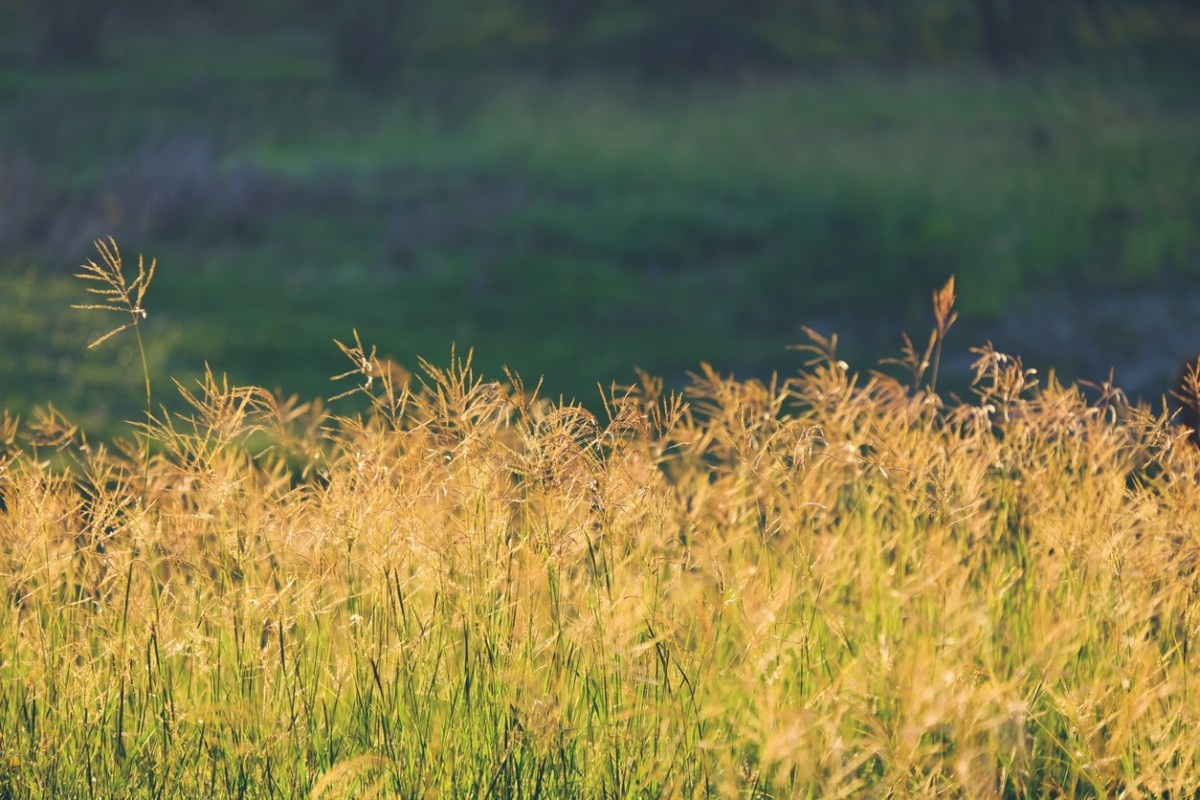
top-left (0, 268), bottom-right (1198, 796)
top-left (1, 28), bottom-right (1198, 432)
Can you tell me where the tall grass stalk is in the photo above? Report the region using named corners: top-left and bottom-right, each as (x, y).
top-left (71, 237), bottom-right (157, 487)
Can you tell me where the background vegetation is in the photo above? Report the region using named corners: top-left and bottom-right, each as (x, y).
top-left (0, 0), bottom-right (1197, 431)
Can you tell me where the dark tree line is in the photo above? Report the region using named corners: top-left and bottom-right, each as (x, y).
top-left (5, 0), bottom-right (1198, 79)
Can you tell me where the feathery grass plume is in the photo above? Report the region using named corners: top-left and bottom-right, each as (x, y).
top-left (71, 238), bottom-right (157, 486)
top-left (880, 274), bottom-right (958, 396)
top-left (72, 237), bottom-right (156, 352)
top-left (308, 754), bottom-right (389, 799)
top-left (330, 329), bottom-right (379, 402)
top-left (929, 274), bottom-right (957, 393)
top-left (1170, 355), bottom-right (1200, 447)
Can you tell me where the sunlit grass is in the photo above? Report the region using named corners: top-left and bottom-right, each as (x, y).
top-left (0, 259), bottom-right (1197, 796)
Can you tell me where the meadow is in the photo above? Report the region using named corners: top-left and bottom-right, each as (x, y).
top-left (0, 250), bottom-right (1197, 797)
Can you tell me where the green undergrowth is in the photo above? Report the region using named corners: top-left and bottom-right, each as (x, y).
top-left (1, 28), bottom-right (1198, 424)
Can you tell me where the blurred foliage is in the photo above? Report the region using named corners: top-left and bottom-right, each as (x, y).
top-left (0, 0), bottom-right (1196, 431)
top-left (4, 0), bottom-right (1197, 75)
top-left (323, 0), bottom-right (419, 85)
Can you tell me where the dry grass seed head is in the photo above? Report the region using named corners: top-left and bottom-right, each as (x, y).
top-left (932, 275), bottom-right (957, 338)
top-left (1170, 355), bottom-right (1200, 447)
top-left (71, 237), bottom-right (156, 349)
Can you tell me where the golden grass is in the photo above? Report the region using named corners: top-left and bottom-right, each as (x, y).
top-left (0, 254), bottom-right (1197, 797)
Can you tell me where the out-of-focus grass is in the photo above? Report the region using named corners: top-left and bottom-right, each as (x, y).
top-left (1, 28), bottom-right (1197, 431)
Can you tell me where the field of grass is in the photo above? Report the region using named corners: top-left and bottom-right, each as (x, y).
top-left (0, 258), bottom-right (1198, 797)
top-left (1, 27), bottom-right (1198, 431)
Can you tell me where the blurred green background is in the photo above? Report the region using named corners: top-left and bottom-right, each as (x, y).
top-left (1, 0), bottom-right (1198, 432)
